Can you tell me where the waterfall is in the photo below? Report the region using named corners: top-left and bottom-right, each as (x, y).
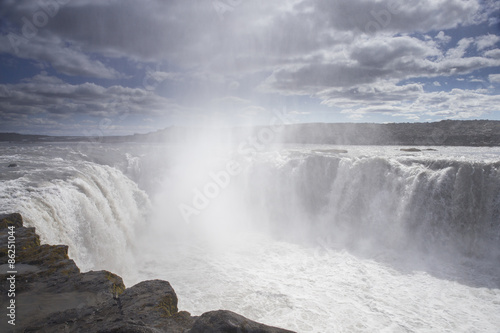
top-left (1, 158), bottom-right (151, 275)
top-left (2, 144), bottom-right (499, 278)
top-left (237, 152), bottom-right (500, 259)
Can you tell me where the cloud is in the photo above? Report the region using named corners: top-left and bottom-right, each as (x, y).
top-left (435, 31), bottom-right (452, 44)
top-left (489, 74), bottom-right (500, 83)
top-left (446, 38), bottom-right (474, 59)
top-left (484, 49), bottom-right (500, 59)
top-left (317, 81), bottom-right (500, 121)
top-left (319, 82), bottom-right (424, 107)
top-left (259, 35), bottom-right (500, 96)
top-left (0, 72), bottom-right (181, 134)
top-left (211, 96), bottom-right (252, 108)
top-left (299, 0), bottom-right (480, 34)
top-left (0, 0), bottom-right (489, 73)
top-left (412, 89), bottom-right (500, 119)
top-left (475, 34), bottom-right (500, 51)
top-left (0, 34), bottom-right (123, 79)
top-left (1, 0), bottom-right (499, 131)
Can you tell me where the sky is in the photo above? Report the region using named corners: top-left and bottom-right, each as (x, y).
top-left (1, 0), bottom-right (500, 136)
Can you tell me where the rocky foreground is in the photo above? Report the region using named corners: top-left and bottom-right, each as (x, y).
top-left (0, 213), bottom-right (295, 333)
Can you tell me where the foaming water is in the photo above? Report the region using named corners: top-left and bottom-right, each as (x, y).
top-left (0, 143), bottom-right (151, 274)
top-left (1, 143), bottom-right (500, 332)
top-left (259, 147), bottom-right (500, 255)
top-left (132, 232), bottom-right (500, 332)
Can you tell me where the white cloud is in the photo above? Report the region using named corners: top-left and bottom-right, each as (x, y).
top-left (484, 49), bottom-right (500, 59)
top-left (0, 72), bottom-right (182, 134)
top-left (475, 34), bottom-right (500, 51)
top-left (328, 86), bottom-right (500, 121)
top-left (435, 31), bottom-right (452, 44)
top-left (489, 74), bottom-right (500, 83)
top-left (319, 82), bottom-right (424, 108)
top-left (446, 38), bottom-right (474, 59)
top-left (259, 35), bottom-right (500, 96)
top-left (0, 35), bottom-right (122, 79)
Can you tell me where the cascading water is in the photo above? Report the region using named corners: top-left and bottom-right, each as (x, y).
top-left (0, 144), bottom-right (151, 274)
top-left (238, 151), bottom-right (500, 260)
top-left (1, 143), bottom-right (499, 332)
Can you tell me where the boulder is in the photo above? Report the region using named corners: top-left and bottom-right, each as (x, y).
top-left (191, 310), bottom-right (295, 333)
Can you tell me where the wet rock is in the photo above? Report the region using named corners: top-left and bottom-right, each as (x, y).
top-left (0, 213), bottom-right (123, 331)
top-left (26, 280), bottom-right (194, 332)
top-left (0, 212), bottom-right (23, 228)
top-left (190, 310), bottom-right (295, 333)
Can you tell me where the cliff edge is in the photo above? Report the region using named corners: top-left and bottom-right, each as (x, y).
top-left (0, 213), bottom-right (295, 333)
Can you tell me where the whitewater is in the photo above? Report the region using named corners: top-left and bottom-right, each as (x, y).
top-left (1, 142), bottom-right (499, 332)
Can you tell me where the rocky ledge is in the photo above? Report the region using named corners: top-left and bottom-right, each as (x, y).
top-left (0, 213), bottom-right (295, 333)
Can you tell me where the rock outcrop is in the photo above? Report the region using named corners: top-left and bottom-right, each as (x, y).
top-left (0, 213), bottom-right (295, 333)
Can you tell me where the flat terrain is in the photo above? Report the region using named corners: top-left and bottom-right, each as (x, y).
top-left (2, 120), bottom-right (500, 146)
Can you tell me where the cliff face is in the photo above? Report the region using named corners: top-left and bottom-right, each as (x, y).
top-left (0, 213), bottom-right (295, 333)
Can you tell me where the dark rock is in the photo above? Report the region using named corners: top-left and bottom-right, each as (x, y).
top-left (0, 213), bottom-right (123, 331)
top-left (400, 148), bottom-right (421, 152)
top-left (7, 163), bottom-right (17, 168)
top-left (190, 310), bottom-right (295, 333)
top-left (0, 213), bottom-right (296, 333)
top-left (28, 280), bottom-right (194, 332)
top-left (0, 212), bottom-right (23, 228)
